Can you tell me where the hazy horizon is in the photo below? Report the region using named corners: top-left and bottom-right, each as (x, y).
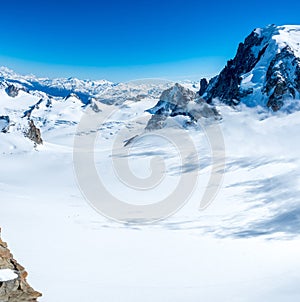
top-left (1, 0), bottom-right (300, 81)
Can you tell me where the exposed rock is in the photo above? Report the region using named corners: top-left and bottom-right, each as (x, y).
top-left (25, 120), bottom-right (43, 145)
top-left (89, 98), bottom-right (102, 113)
top-left (192, 97), bottom-right (222, 120)
top-left (0, 116), bottom-right (10, 133)
top-left (201, 29), bottom-right (267, 104)
top-left (0, 228), bottom-right (41, 301)
top-left (265, 46), bottom-right (300, 111)
top-left (201, 24), bottom-right (300, 111)
top-left (146, 83), bottom-right (220, 130)
top-left (5, 85), bottom-right (19, 98)
top-left (22, 99), bottom-right (44, 119)
top-left (199, 78), bottom-right (208, 96)
top-left (123, 135), bottom-right (139, 147)
top-left (145, 114), bottom-right (168, 131)
top-left (160, 83), bottom-right (195, 107)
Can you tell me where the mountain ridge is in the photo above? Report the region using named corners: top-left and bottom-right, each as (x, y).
top-left (200, 24), bottom-right (300, 111)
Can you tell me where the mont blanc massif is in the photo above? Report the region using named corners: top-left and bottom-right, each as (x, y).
top-left (1, 24), bottom-right (300, 302)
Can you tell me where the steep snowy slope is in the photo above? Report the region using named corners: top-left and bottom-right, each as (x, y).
top-left (200, 24), bottom-right (300, 111)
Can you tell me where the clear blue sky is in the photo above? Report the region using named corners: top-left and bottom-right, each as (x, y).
top-left (0, 0), bottom-right (300, 81)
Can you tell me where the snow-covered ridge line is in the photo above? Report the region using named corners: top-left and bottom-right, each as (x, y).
top-left (0, 66), bottom-right (178, 150)
top-left (0, 66), bottom-right (183, 106)
top-left (0, 66), bottom-right (114, 104)
top-left (200, 24), bottom-right (300, 111)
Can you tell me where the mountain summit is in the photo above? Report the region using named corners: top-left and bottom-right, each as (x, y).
top-left (200, 24), bottom-right (300, 111)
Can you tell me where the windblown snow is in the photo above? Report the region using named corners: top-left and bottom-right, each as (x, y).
top-left (1, 61), bottom-right (300, 302)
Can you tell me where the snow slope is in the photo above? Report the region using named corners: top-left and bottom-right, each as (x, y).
top-left (0, 269), bottom-right (17, 282)
top-left (1, 66), bottom-right (300, 301)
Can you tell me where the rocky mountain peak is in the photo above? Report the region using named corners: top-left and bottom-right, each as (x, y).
top-left (145, 83), bottom-right (220, 130)
top-left (200, 24), bottom-right (300, 111)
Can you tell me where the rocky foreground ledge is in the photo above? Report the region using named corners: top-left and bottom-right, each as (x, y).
top-left (0, 228), bottom-right (41, 302)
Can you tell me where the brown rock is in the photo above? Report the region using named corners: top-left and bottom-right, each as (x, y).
top-left (25, 120), bottom-right (43, 145)
top-left (0, 228), bottom-right (42, 302)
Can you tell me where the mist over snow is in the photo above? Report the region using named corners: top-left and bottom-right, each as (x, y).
top-left (1, 23), bottom-right (300, 302)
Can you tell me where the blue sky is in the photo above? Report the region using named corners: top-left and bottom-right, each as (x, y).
top-left (1, 0), bottom-right (300, 81)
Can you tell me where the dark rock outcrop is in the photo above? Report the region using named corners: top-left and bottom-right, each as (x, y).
top-left (265, 46), bottom-right (300, 111)
top-left (200, 25), bottom-right (300, 111)
top-left (200, 29), bottom-right (268, 105)
top-left (5, 85), bottom-right (19, 98)
top-left (89, 98), bottom-right (102, 113)
top-left (199, 78), bottom-right (208, 96)
top-left (25, 120), bottom-right (43, 145)
top-left (0, 228), bottom-right (41, 301)
top-left (22, 99), bottom-right (44, 119)
top-left (0, 116), bottom-right (10, 133)
top-left (146, 83), bottom-right (220, 130)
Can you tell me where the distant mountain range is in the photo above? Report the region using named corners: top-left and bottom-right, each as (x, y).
top-left (1, 24), bottom-right (300, 145)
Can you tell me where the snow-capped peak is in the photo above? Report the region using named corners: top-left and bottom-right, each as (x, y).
top-left (253, 25), bottom-right (300, 56)
top-left (0, 67), bottom-right (114, 103)
top-left (200, 24), bottom-right (300, 111)
top-left (273, 25), bottom-right (300, 57)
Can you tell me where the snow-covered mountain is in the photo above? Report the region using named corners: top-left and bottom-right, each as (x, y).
top-left (145, 83), bottom-right (220, 130)
top-left (200, 24), bottom-right (300, 111)
top-left (2, 78), bottom-right (300, 301)
top-left (0, 67), bottom-right (179, 148)
top-left (0, 67), bottom-right (114, 104)
top-left (2, 27), bottom-right (300, 302)
top-left (0, 67), bottom-right (175, 106)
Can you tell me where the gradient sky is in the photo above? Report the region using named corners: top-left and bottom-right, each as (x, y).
top-left (1, 0), bottom-right (300, 81)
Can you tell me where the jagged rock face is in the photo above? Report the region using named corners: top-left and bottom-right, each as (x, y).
top-left (0, 229), bottom-right (41, 301)
top-left (25, 120), bottom-right (43, 145)
top-left (5, 85), bottom-right (19, 98)
top-left (145, 114), bottom-right (168, 131)
top-left (265, 47), bottom-right (300, 110)
top-left (146, 83), bottom-right (220, 130)
top-left (0, 116), bottom-right (10, 133)
top-left (201, 25), bottom-right (300, 111)
top-left (199, 78), bottom-right (208, 96)
top-left (159, 83), bottom-right (195, 107)
top-left (146, 83), bottom-right (195, 118)
top-left (201, 30), bottom-right (266, 105)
